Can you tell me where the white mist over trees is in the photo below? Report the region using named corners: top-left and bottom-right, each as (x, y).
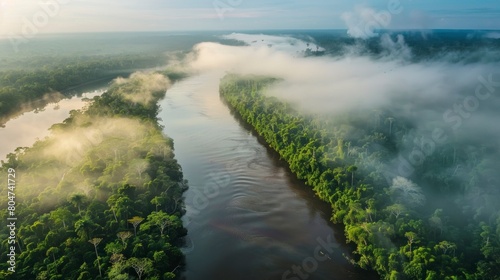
top-left (389, 176), bottom-right (426, 209)
top-left (0, 71), bottom-right (187, 279)
top-left (213, 31), bottom-right (500, 279)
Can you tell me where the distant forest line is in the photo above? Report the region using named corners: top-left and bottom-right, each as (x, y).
top-left (0, 54), bottom-right (167, 125)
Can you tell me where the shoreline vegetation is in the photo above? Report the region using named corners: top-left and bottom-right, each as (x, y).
top-left (0, 54), bottom-right (168, 126)
top-left (0, 71), bottom-right (189, 279)
top-left (219, 74), bottom-right (500, 280)
top-left (0, 32), bottom-right (243, 126)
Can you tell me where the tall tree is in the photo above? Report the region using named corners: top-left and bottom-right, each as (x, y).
top-left (70, 194), bottom-right (86, 213)
top-left (88, 238), bottom-right (103, 278)
top-left (46, 247), bottom-right (59, 263)
top-left (405, 232), bottom-right (418, 259)
top-left (128, 258), bottom-right (153, 280)
top-left (49, 208), bottom-right (73, 229)
top-left (143, 211), bottom-right (174, 236)
top-left (385, 117), bottom-right (395, 135)
top-left (386, 204), bottom-right (406, 219)
top-left (117, 231), bottom-right (133, 248)
top-left (347, 165), bottom-right (358, 187)
top-left (127, 216), bottom-right (144, 236)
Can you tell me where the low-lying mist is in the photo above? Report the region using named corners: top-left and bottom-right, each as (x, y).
top-left (9, 72), bottom-right (173, 211)
top-left (184, 31), bottom-right (500, 220)
top-left (113, 72), bottom-right (170, 105)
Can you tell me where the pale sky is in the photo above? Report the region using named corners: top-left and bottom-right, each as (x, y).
top-left (0, 0), bottom-right (499, 36)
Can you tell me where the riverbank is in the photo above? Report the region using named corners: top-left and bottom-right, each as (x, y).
top-left (0, 88), bottom-right (105, 162)
top-left (219, 72), bottom-right (500, 280)
top-left (0, 72), bottom-right (187, 279)
top-left (158, 72), bottom-right (378, 280)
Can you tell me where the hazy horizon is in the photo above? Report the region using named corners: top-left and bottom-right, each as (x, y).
top-left (1, 1), bottom-right (499, 36)
top-left (1, 2), bottom-right (500, 276)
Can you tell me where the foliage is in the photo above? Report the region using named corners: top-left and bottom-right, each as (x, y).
top-left (220, 73), bottom-right (500, 280)
top-left (0, 72), bottom-right (188, 279)
top-left (0, 54), bottom-right (166, 125)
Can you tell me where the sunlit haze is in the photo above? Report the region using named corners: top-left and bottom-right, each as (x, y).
top-left (1, 1), bottom-right (500, 279)
top-left (0, 0), bottom-right (499, 37)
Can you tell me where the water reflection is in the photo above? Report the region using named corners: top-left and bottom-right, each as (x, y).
top-left (0, 90), bottom-right (104, 162)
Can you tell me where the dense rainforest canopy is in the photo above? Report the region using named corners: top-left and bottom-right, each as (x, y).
top-left (0, 32), bottom-right (243, 125)
top-left (0, 54), bottom-right (166, 125)
top-left (0, 71), bottom-right (188, 279)
top-left (220, 74), bottom-right (500, 280)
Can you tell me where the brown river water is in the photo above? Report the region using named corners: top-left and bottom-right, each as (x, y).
top-left (159, 72), bottom-right (379, 280)
top-left (0, 72), bottom-right (379, 279)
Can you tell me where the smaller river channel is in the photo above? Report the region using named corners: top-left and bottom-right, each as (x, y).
top-left (0, 86), bottom-right (106, 163)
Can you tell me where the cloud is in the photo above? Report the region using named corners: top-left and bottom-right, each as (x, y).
top-left (10, 72), bottom-right (175, 209)
top-left (14, 115), bottom-right (172, 209)
top-left (183, 32), bottom-right (500, 218)
top-left (186, 33), bottom-right (498, 119)
top-left (341, 5), bottom-right (391, 39)
top-left (484, 32), bottom-right (500, 39)
top-left (112, 72), bottom-right (170, 105)
top-left (379, 33), bottom-right (412, 60)
top-left (187, 33), bottom-right (487, 115)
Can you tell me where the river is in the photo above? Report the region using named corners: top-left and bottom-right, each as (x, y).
top-left (158, 72), bottom-right (379, 280)
top-left (0, 88), bottom-right (105, 163)
top-left (0, 70), bottom-right (379, 279)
